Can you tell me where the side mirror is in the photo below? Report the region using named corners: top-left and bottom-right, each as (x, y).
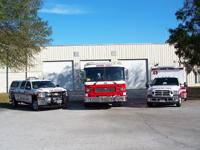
top-left (184, 82), bottom-right (188, 87)
top-left (146, 83), bottom-right (149, 88)
top-left (56, 84), bottom-right (60, 87)
top-left (125, 69), bottom-right (129, 80)
top-left (146, 82), bottom-right (152, 88)
top-left (80, 70), bottom-right (86, 83)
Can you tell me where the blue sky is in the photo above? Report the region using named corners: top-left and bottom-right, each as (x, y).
top-left (39, 0), bottom-right (184, 45)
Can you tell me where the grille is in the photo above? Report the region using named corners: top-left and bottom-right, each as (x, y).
top-left (49, 92), bottom-right (63, 98)
top-left (155, 90), bottom-right (171, 97)
top-left (95, 87), bottom-right (115, 93)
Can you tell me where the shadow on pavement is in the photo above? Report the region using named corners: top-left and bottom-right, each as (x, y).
top-left (65, 101), bottom-right (111, 110)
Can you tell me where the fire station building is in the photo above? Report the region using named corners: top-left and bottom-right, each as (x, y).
top-left (0, 43), bottom-right (199, 93)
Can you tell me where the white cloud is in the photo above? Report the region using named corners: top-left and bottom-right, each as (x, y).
top-left (40, 4), bottom-right (88, 15)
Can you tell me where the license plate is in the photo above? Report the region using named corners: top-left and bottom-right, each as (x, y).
top-left (159, 100), bottom-right (165, 102)
top-left (56, 100), bottom-right (62, 104)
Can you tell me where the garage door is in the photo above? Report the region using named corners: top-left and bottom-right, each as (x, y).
top-left (42, 61), bottom-right (74, 90)
top-left (119, 60), bottom-right (148, 89)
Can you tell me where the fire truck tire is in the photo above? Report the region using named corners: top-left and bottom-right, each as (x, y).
top-left (84, 103), bottom-right (91, 108)
top-left (147, 102), bottom-right (153, 107)
top-left (113, 102), bottom-right (124, 107)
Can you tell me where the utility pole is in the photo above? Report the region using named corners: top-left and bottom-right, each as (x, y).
top-left (6, 49), bottom-right (9, 93)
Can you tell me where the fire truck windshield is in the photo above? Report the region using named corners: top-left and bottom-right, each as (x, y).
top-left (85, 67), bottom-right (125, 82)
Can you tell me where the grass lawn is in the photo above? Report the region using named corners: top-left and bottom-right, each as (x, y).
top-left (0, 93), bottom-right (10, 108)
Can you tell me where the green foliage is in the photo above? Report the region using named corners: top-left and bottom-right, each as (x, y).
top-left (0, 0), bottom-right (51, 70)
top-left (167, 0), bottom-right (200, 73)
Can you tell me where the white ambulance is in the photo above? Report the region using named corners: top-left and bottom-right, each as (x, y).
top-left (146, 66), bottom-right (187, 107)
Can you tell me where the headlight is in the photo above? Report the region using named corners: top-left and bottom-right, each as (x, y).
top-left (173, 90), bottom-right (179, 95)
top-left (147, 90), bottom-right (153, 95)
top-left (38, 92), bottom-right (47, 98)
top-left (62, 91), bottom-right (68, 96)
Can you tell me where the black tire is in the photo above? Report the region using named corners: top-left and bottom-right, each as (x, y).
top-left (176, 98), bottom-right (182, 107)
top-left (147, 102), bottom-right (153, 107)
top-left (11, 96), bottom-right (18, 108)
top-left (113, 102), bottom-right (124, 107)
top-left (84, 102), bottom-right (91, 108)
top-left (62, 98), bottom-right (67, 109)
top-left (32, 100), bottom-right (39, 111)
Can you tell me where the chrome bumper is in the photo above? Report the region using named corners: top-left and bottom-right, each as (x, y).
top-left (84, 96), bottom-right (127, 103)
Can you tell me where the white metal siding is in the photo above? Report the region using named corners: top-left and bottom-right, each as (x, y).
top-left (0, 44), bottom-right (198, 93)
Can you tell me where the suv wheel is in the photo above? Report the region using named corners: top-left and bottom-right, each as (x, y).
top-left (32, 100), bottom-right (39, 111)
top-left (11, 97), bottom-right (18, 108)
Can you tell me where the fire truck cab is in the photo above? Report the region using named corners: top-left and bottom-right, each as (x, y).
top-left (83, 62), bottom-right (127, 107)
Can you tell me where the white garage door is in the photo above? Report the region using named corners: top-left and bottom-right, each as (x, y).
top-left (43, 61), bottom-right (73, 90)
top-left (119, 60), bottom-right (147, 89)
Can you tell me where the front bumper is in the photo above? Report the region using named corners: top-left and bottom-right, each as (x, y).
top-left (37, 96), bottom-right (67, 106)
top-left (147, 95), bottom-right (179, 103)
top-left (84, 96), bottom-right (127, 103)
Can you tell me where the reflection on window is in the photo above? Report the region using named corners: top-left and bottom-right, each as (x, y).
top-left (32, 81), bottom-right (56, 89)
top-left (85, 67), bottom-right (125, 82)
top-left (152, 78), bottom-right (179, 86)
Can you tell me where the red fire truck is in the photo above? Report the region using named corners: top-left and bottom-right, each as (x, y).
top-left (83, 62), bottom-right (127, 107)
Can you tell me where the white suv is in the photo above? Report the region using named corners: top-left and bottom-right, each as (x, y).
top-left (9, 78), bottom-right (68, 111)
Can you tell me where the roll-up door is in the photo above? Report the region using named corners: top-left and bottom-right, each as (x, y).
top-left (43, 61), bottom-right (74, 90)
top-left (119, 59), bottom-right (147, 89)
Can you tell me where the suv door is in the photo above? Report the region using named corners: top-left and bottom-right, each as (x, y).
top-left (19, 81), bottom-right (27, 102)
top-left (9, 81), bottom-right (21, 99)
top-left (24, 81), bottom-right (32, 103)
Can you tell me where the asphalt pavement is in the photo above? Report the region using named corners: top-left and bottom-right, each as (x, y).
top-left (0, 100), bottom-right (200, 150)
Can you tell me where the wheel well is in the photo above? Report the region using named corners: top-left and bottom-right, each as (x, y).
top-left (32, 95), bottom-right (37, 102)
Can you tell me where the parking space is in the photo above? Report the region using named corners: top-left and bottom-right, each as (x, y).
top-left (0, 100), bottom-right (200, 150)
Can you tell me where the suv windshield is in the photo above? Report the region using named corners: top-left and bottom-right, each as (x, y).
top-left (152, 77), bottom-right (179, 86)
top-left (32, 81), bottom-right (56, 89)
top-left (85, 67), bottom-right (125, 82)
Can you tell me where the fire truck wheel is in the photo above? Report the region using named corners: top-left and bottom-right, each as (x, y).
top-left (176, 98), bottom-right (182, 107)
top-left (84, 103), bottom-right (91, 108)
top-left (113, 102), bottom-right (124, 107)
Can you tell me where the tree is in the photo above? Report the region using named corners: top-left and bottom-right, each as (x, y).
top-left (167, 0), bottom-right (200, 73)
top-left (0, 0), bottom-right (51, 70)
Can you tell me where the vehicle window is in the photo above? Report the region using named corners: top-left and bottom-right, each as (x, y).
top-left (152, 78), bottom-right (179, 86)
top-left (85, 67), bottom-right (125, 82)
top-left (20, 81), bottom-right (26, 89)
top-left (10, 81), bottom-right (20, 88)
top-left (32, 81), bottom-right (56, 89)
top-left (25, 82), bottom-right (31, 90)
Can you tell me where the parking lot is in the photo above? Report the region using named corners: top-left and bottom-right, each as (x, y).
top-left (0, 99), bottom-right (200, 150)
